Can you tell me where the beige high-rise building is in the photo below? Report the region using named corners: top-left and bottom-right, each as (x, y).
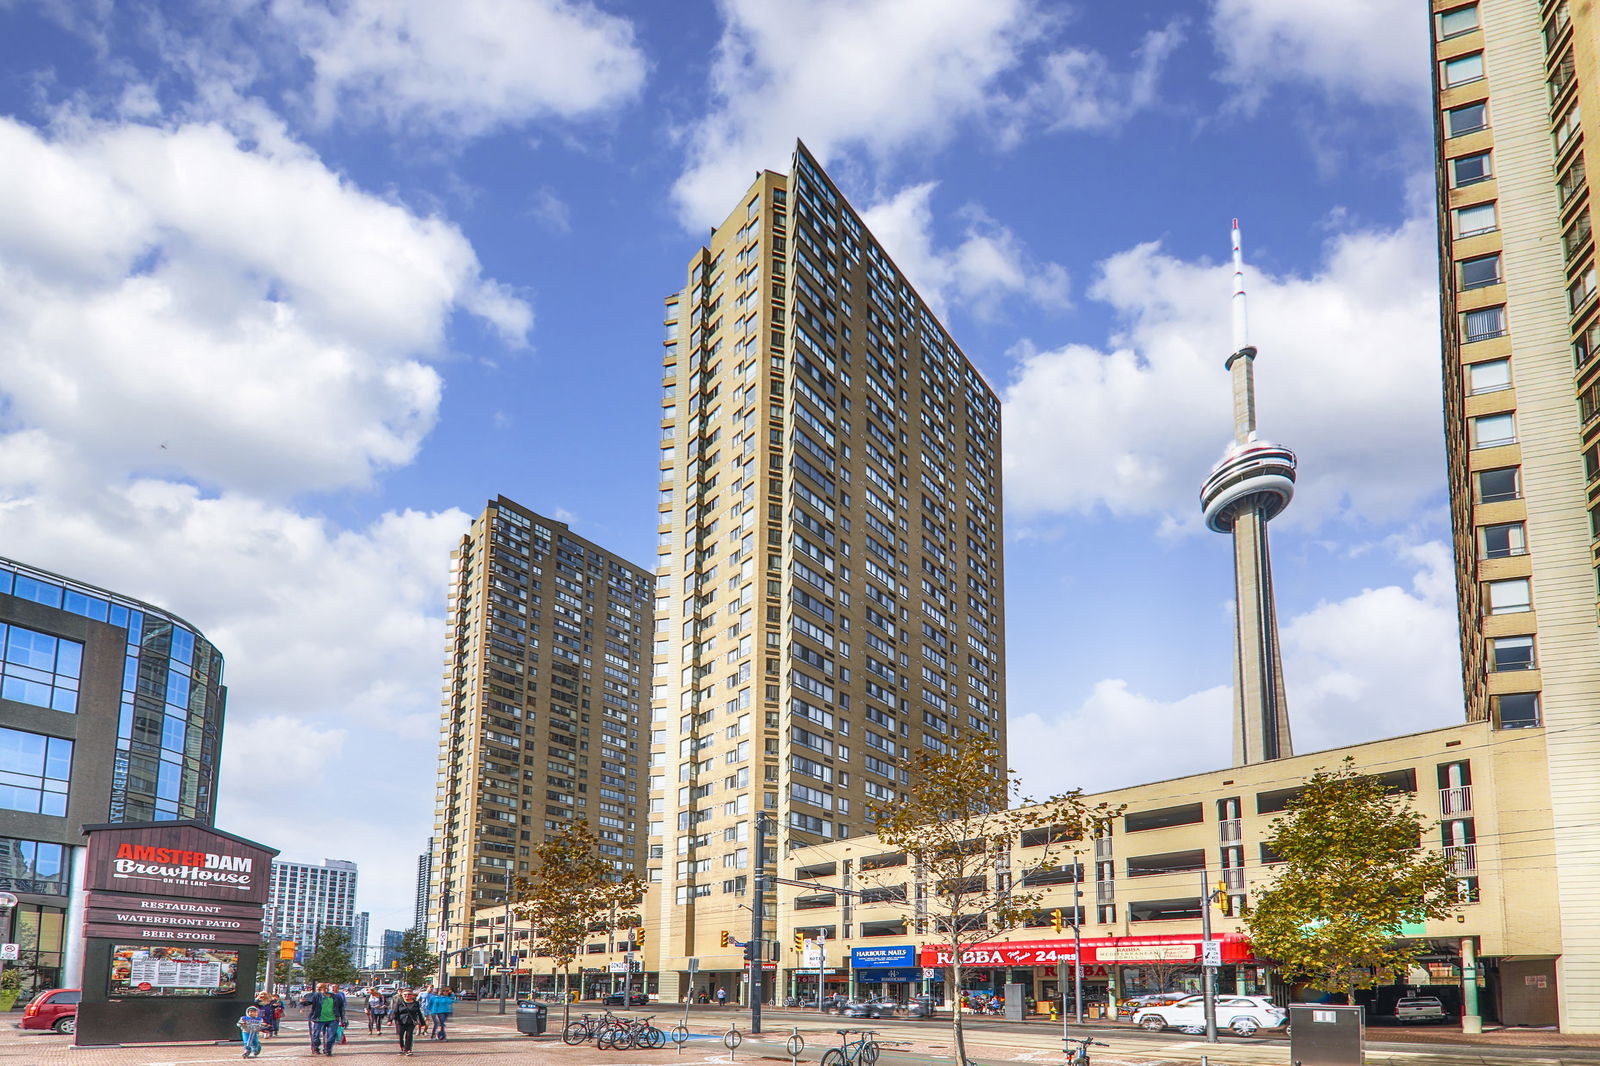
top-left (1431, 0), bottom-right (1600, 1031)
top-left (430, 497), bottom-right (653, 989)
top-left (648, 144), bottom-right (1005, 1003)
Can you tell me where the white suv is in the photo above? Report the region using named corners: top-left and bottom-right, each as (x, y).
top-left (1135, 995), bottom-right (1289, 1037)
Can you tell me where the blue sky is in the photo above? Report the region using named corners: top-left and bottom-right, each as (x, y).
top-left (0, 0), bottom-right (1455, 937)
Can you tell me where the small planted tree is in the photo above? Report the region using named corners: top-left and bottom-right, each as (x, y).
top-left (514, 820), bottom-right (644, 1025)
top-left (865, 730), bottom-right (1116, 1066)
top-left (302, 927), bottom-right (361, 986)
top-left (395, 928), bottom-right (439, 988)
top-left (1246, 758), bottom-right (1461, 998)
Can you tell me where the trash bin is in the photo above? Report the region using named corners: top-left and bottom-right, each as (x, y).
top-left (516, 1001), bottom-right (548, 1036)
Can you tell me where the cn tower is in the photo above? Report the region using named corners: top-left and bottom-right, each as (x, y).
top-left (1200, 222), bottom-right (1297, 766)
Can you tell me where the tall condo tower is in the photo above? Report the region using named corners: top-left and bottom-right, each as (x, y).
top-left (649, 143), bottom-right (1006, 1003)
top-left (1199, 223), bottom-right (1297, 766)
top-left (1429, 0), bottom-right (1600, 1030)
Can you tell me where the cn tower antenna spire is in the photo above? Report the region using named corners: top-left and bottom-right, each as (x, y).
top-left (1201, 219), bottom-right (1296, 767)
top-left (1227, 220), bottom-right (1259, 445)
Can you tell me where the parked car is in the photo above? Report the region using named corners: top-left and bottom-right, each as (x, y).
top-left (843, 996), bottom-right (899, 1018)
top-left (18, 988), bottom-right (80, 1034)
top-left (1119, 992), bottom-right (1190, 1018)
top-left (603, 991), bottom-right (649, 1006)
top-left (1395, 996), bottom-right (1448, 1024)
top-left (1135, 994), bottom-right (1288, 1037)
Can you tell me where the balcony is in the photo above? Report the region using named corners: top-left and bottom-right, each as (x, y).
top-left (1095, 880), bottom-right (1115, 904)
top-left (1220, 818), bottom-right (1243, 843)
top-left (1440, 785), bottom-right (1474, 814)
top-left (1445, 844), bottom-right (1478, 874)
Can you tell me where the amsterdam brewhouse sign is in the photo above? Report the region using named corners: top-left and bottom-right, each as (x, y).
top-left (77, 820), bottom-right (278, 1045)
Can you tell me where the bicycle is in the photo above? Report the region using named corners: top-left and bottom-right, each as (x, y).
top-left (821, 1028), bottom-right (908, 1066)
top-left (563, 1008), bottom-right (623, 1045)
top-left (1064, 1036), bottom-right (1108, 1066)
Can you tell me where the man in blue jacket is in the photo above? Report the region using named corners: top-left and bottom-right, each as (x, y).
top-left (303, 983), bottom-right (347, 1056)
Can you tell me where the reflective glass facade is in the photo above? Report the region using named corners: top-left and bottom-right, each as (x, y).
top-left (0, 557), bottom-right (225, 822)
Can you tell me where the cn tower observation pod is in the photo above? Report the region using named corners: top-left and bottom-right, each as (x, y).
top-left (1199, 440), bottom-right (1297, 533)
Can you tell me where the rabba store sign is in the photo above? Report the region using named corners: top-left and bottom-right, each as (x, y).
top-left (918, 935), bottom-right (1253, 968)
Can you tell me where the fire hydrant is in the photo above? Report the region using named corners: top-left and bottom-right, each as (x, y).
top-left (1049, 1002), bottom-right (1059, 1021)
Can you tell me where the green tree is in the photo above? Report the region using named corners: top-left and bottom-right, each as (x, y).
top-left (865, 730), bottom-right (1116, 1066)
top-left (1245, 758), bottom-right (1462, 997)
top-left (514, 820), bottom-right (644, 1024)
top-left (302, 927), bottom-right (361, 986)
top-left (395, 928), bottom-right (438, 988)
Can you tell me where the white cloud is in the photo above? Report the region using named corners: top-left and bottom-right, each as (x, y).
top-left (1011, 539), bottom-right (1461, 797)
top-left (1210, 0), bottom-right (1428, 110)
top-left (0, 115), bottom-right (529, 496)
top-left (860, 182), bottom-right (1070, 319)
top-left (272, 0), bottom-right (647, 136)
top-left (1002, 215), bottom-right (1443, 531)
top-left (996, 24), bottom-right (1184, 144)
top-left (673, 0), bottom-right (1040, 228)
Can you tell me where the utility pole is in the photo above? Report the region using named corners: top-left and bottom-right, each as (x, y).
top-left (1072, 870), bottom-right (1084, 1025)
top-left (500, 869), bottom-right (511, 1015)
top-left (748, 812), bottom-right (769, 1033)
top-left (1200, 870), bottom-right (1218, 1043)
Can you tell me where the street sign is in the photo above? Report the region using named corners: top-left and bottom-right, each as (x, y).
top-left (921, 967), bottom-right (937, 979)
top-left (0, 943), bottom-right (18, 961)
top-left (1201, 939), bottom-right (1222, 968)
top-left (437, 934), bottom-right (447, 953)
top-left (688, 957), bottom-right (700, 974)
top-left (608, 962), bottom-right (629, 973)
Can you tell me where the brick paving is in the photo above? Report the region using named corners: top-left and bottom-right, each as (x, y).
top-left (6, 1009), bottom-right (1600, 1066)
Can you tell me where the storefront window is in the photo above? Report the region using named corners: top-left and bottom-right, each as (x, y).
top-left (12, 903), bottom-right (65, 997)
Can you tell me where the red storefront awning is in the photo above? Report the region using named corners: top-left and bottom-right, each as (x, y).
top-left (917, 933), bottom-right (1254, 968)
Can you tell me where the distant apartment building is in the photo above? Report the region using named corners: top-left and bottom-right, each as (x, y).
top-left (1430, 0), bottom-right (1600, 1030)
top-left (351, 911), bottom-right (370, 966)
top-left (429, 498), bottom-right (653, 981)
top-left (0, 556), bottom-right (227, 995)
top-left (415, 840), bottom-right (433, 932)
top-left (267, 858), bottom-right (359, 955)
top-left (647, 143), bottom-right (1006, 1002)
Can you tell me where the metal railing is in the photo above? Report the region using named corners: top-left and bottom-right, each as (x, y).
top-left (1445, 844), bottom-right (1478, 874)
top-left (1220, 818), bottom-right (1243, 843)
top-left (1440, 785), bottom-right (1473, 814)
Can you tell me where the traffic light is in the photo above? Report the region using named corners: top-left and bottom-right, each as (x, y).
top-left (278, 940), bottom-right (295, 961)
top-left (635, 927), bottom-right (646, 948)
top-left (720, 930), bottom-right (730, 948)
top-left (742, 944), bottom-right (753, 962)
top-left (793, 930), bottom-right (805, 953)
top-left (1214, 881), bottom-right (1231, 917)
top-left (1050, 908), bottom-right (1064, 933)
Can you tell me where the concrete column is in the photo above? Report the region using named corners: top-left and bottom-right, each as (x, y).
top-left (1461, 937), bottom-right (1482, 1034)
top-left (60, 845), bottom-right (88, 991)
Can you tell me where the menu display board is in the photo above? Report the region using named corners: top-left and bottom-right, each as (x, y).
top-left (108, 945), bottom-right (239, 998)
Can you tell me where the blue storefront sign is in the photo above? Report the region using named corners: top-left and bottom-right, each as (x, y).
top-left (852, 945), bottom-right (916, 969)
top-left (855, 967), bottom-right (921, 983)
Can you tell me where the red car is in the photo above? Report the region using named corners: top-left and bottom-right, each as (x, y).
top-left (19, 988), bottom-right (79, 1034)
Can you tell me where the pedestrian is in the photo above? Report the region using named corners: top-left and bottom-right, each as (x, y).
top-left (236, 1005), bottom-right (264, 1058)
top-left (366, 986), bottom-right (389, 1034)
top-left (391, 989), bottom-right (425, 1057)
top-left (265, 993), bottom-right (283, 1037)
top-left (303, 982), bottom-right (347, 1056)
top-left (716, 986), bottom-right (727, 1008)
top-left (427, 987), bottom-right (455, 1040)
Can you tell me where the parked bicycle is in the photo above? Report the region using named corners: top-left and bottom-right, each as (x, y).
top-left (820, 1028), bottom-right (908, 1066)
top-left (1065, 1036), bottom-right (1108, 1066)
top-left (562, 1008), bottom-right (621, 1045)
top-left (596, 1014), bottom-right (667, 1050)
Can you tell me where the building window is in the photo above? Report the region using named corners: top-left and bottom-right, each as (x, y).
top-left (0, 625), bottom-right (82, 714)
top-left (1578, 321), bottom-right (1600, 368)
top-left (1459, 253), bottom-right (1500, 289)
top-left (0, 728), bottom-right (72, 816)
top-left (1454, 202), bottom-right (1497, 238)
top-left (1494, 692), bottom-right (1540, 728)
top-left (1451, 150), bottom-right (1492, 187)
top-left (1471, 412), bottom-right (1515, 447)
top-left (1477, 467), bottom-right (1519, 501)
top-left (1479, 521), bottom-right (1526, 558)
top-left (1463, 305), bottom-right (1506, 342)
top-left (1554, 102), bottom-right (1582, 151)
top-left (1569, 267), bottom-right (1597, 312)
top-left (1442, 53), bottom-right (1485, 88)
top-left (1436, 4), bottom-right (1479, 39)
top-left (1446, 101), bottom-right (1487, 136)
top-left (1489, 635), bottom-right (1535, 671)
top-left (1466, 359), bottom-right (1510, 394)
top-left (0, 838), bottom-right (68, 895)
top-left (1485, 578), bottom-right (1531, 614)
